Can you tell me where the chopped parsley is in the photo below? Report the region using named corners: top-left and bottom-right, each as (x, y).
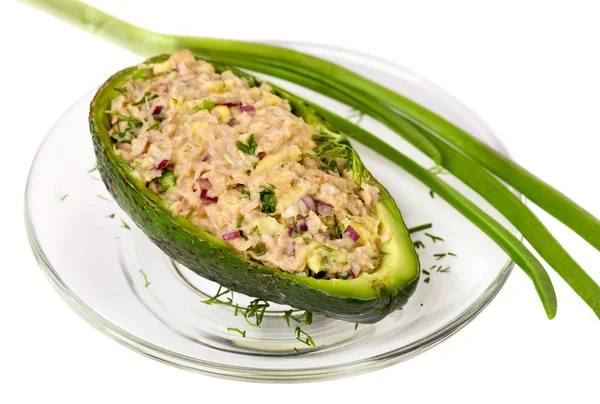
top-left (243, 299), bottom-right (270, 327)
top-left (259, 186), bottom-right (277, 214)
top-left (236, 133), bottom-right (258, 155)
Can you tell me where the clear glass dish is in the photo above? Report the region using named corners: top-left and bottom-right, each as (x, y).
top-left (25, 42), bottom-right (517, 382)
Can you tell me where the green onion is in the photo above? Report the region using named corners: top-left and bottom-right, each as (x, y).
top-left (22, 0), bottom-right (600, 319)
top-left (407, 223), bottom-right (432, 234)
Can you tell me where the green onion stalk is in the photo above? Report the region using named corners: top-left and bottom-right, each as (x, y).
top-left (21, 0), bottom-right (600, 319)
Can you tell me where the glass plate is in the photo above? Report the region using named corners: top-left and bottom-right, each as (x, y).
top-left (25, 42), bottom-right (517, 382)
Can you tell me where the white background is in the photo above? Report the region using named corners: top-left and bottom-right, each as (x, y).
top-left (3, 0), bottom-right (599, 403)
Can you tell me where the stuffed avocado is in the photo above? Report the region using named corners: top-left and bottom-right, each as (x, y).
top-left (90, 50), bottom-right (419, 323)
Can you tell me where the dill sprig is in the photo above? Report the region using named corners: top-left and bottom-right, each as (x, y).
top-left (283, 310), bottom-right (313, 327)
top-left (138, 269), bottom-right (151, 288)
top-left (202, 285), bottom-right (234, 306)
top-left (121, 219), bottom-right (131, 230)
top-left (242, 298), bottom-right (270, 327)
top-left (413, 240), bottom-right (425, 249)
top-left (434, 253), bottom-right (446, 260)
top-left (302, 127), bottom-right (366, 185)
top-left (408, 223), bottom-right (433, 234)
top-left (227, 327), bottom-right (246, 337)
top-left (295, 326), bottom-right (316, 347)
top-left (60, 194), bottom-right (68, 201)
top-left (425, 232), bottom-right (444, 243)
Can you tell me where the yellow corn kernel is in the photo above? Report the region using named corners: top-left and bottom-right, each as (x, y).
top-left (212, 105), bottom-right (232, 122)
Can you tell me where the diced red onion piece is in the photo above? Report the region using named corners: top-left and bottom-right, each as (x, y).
top-left (296, 217), bottom-right (308, 232)
top-left (196, 177), bottom-right (211, 189)
top-left (350, 270), bottom-right (357, 279)
top-left (152, 105), bottom-right (163, 116)
top-left (297, 198), bottom-right (309, 216)
top-left (217, 101), bottom-right (241, 107)
top-left (299, 195), bottom-right (316, 214)
top-left (201, 154), bottom-right (211, 162)
top-left (288, 227), bottom-right (296, 237)
top-left (200, 189), bottom-right (218, 203)
top-left (344, 225), bottom-right (360, 242)
top-left (323, 232), bottom-right (332, 241)
top-left (284, 242), bottom-right (295, 256)
top-left (316, 201), bottom-right (334, 216)
top-left (222, 231), bottom-right (240, 241)
top-left (227, 118), bottom-right (238, 127)
top-left (156, 159), bottom-right (169, 170)
top-left (239, 105), bottom-right (256, 115)
top-left (257, 151), bottom-right (267, 160)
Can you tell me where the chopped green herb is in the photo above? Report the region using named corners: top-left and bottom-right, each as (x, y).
top-left (302, 128), bottom-right (365, 185)
top-left (246, 169), bottom-right (252, 175)
top-left (239, 230), bottom-right (248, 241)
top-left (171, 98), bottom-right (179, 105)
top-left (60, 194), bottom-right (68, 201)
top-left (295, 326), bottom-right (316, 347)
top-left (246, 242), bottom-right (267, 256)
top-left (259, 186), bottom-right (277, 214)
top-left (428, 166), bottom-right (449, 176)
top-left (87, 165), bottom-right (98, 173)
top-left (344, 208), bottom-right (353, 215)
top-left (236, 214), bottom-right (244, 228)
top-left (236, 133), bottom-right (258, 155)
top-left (121, 219), bottom-right (131, 230)
top-left (448, 252), bottom-right (458, 257)
top-left (233, 304), bottom-right (240, 316)
top-left (294, 348), bottom-right (300, 354)
top-left (227, 327), bottom-right (246, 337)
top-left (414, 240), bottom-right (425, 249)
top-left (283, 310), bottom-right (313, 327)
top-left (202, 285), bottom-right (233, 306)
top-left (422, 269), bottom-right (430, 275)
top-left (243, 299), bottom-right (270, 327)
top-left (148, 120), bottom-right (161, 131)
top-left (425, 233), bottom-right (445, 243)
top-left (185, 208), bottom-right (195, 219)
top-left (132, 92), bottom-right (158, 106)
top-left (354, 323), bottom-right (359, 330)
top-left (113, 131), bottom-right (135, 142)
top-left (106, 213), bottom-right (115, 219)
top-left (434, 253), bottom-right (446, 260)
top-left (439, 267), bottom-right (451, 273)
top-left (249, 225), bottom-right (258, 235)
top-left (240, 188), bottom-right (251, 199)
top-left (97, 194), bottom-right (112, 202)
top-left (192, 99), bottom-right (215, 113)
top-left (408, 223), bottom-right (433, 234)
top-left (327, 214), bottom-right (342, 239)
top-left (139, 269), bottom-right (151, 288)
top-left (132, 67), bottom-right (153, 80)
top-left (380, 251), bottom-right (390, 255)
top-left (158, 170), bottom-right (176, 192)
top-left (320, 245), bottom-right (334, 253)
top-left (424, 277), bottom-right (431, 284)
top-left (429, 190), bottom-right (435, 199)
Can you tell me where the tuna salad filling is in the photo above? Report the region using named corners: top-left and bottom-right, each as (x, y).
top-left (107, 50), bottom-right (390, 279)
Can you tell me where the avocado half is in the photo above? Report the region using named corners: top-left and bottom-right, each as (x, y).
top-left (89, 55), bottom-right (420, 323)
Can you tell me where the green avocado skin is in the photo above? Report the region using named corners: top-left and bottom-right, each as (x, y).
top-left (89, 56), bottom-right (419, 323)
